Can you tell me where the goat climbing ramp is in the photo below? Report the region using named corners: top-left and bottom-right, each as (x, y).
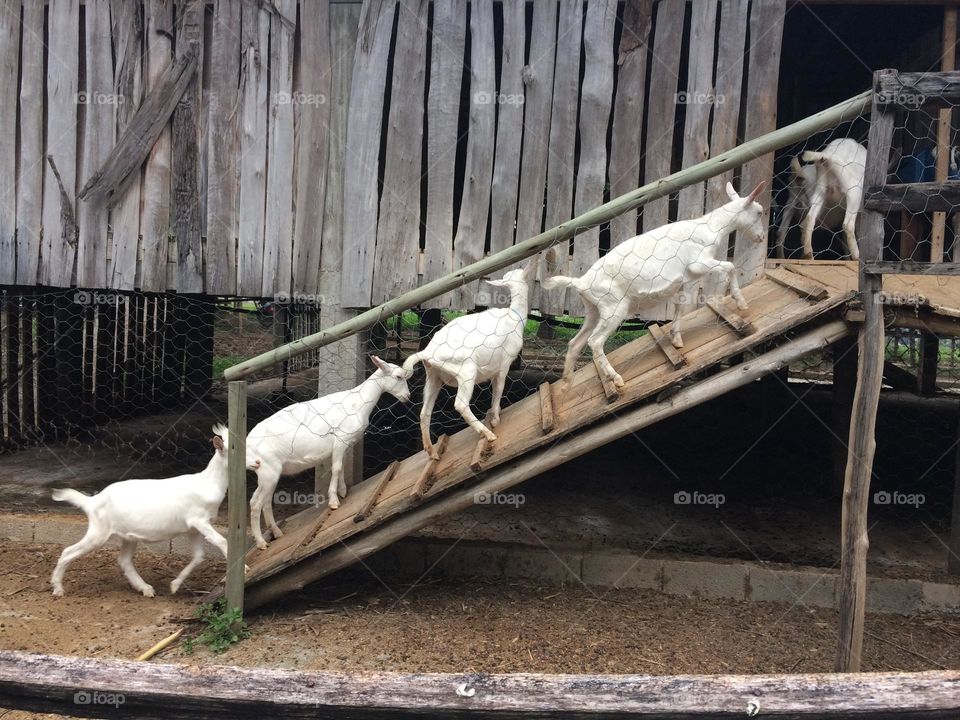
top-left (207, 265), bottom-right (856, 609)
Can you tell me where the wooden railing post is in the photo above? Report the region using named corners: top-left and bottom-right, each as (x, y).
top-left (226, 380), bottom-right (248, 618)
top-left (836, 71), bottom-right (896, 673)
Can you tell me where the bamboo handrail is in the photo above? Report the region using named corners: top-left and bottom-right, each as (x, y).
top-left (223, 90), bottom-right (872, 381)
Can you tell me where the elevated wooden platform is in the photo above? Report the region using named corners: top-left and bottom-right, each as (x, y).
top-left (206, 263), bottom-right (959, 609)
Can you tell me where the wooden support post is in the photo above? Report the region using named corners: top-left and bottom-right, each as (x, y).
top-left (539, 382), bottom-right (555, 434)
top-left (354, 461), bottom-right (400, 523)
top-left (950, 404), bottom-right (960, 575)
top-left (410, 435), bottom-right (448, 500)
top-left (648, 323), bottom-right (685, 369)
top-left (832, 333), bottom-right (858, 490)
top-left (836, 74), bottom-right (894, 673)
top-left (932, 5), bottom-right (957, 261)
top-left (226, 381), bottom-right (248, 619)
top-left (918, 331), bottom-right (940, 396)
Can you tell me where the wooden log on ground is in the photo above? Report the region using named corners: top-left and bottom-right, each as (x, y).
top-left (539, 382), bottom-right (555, 434)
top-left (648, 323), bottom-right (685, 369)
top-left (354, 461), bottom-right (399, 523)
top-left (410, 435), bottom-right (449, 500)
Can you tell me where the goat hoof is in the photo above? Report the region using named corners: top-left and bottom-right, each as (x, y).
top-left (256, 539), bottom-right (269, 551)
top-left (737, 300), bottom-right (749, 311)
top-left (51, 586), bottom-right (64, 597)
top-left (671, 335), bottom-right (684, 349)
top-left (490, 415), bottom-right (500, 428)
top-left (170, 581), bottom-right (181, 595)
top-left (483, 430), bottom-right (497, 443)
top-left (141, 585), bottom-right (156, 598)
top-left (427, 448), bottom-right (440, 461)
top-left (612, 374), bottom-right (625, 388)
top-left (244, 564), bottom-right (251, 575)
top-left (328, 499), bottom-right (340, 510)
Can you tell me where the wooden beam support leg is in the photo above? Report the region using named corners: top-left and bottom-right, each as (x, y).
top-left (918, 331), bottom-right (940, 397)
top-left (950, 404), bottom-right (960, 575)
top-left (226, 381), bottom-right (248, 619)
top-left (832, 333), bottom-right (858, 491)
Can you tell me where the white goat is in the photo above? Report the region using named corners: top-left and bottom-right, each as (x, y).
top-left (246, 356), bottom-right (410, 550)
top-left (403, 260), bottom-right (535, 459)
top-left (543, 182), bottom-right (767, 391)
top-left (50, 424), bottom-right (235, 597)
top-left (790, 138), bottom-right (866, 261)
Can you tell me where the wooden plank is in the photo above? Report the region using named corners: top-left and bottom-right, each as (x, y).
top-left (677, 0), bottom-right (718, 220)
top-left (734, 0), bottom-right (785, 285)
top-left (261, 0), bottom-right (297, 297)
top-left (931, 7), bottom-right (957, 260)
top-left (642, 0), bottom-right (684, 231)
top-left (608, 0), bottom-right (653, 246)
top-left (341, 0), bottom-right (397, 308)
top-left (172, 0), bottom-right (204, 294)
top-left (292, 2), bottom-right (331, 296)
top-left (765, 266), bottom-right (829, 300)
top-left (3, 651), bottom-right (960, 720)
top-left (372, 0), bottom-right (428, 305)
top-left (539, 382), bottom-right (555, 434)
top-left (140, 0), bottom-right (174, 292)
top-left (863, 260), bottom-right (960, 275)
top-left (410, 435), bottom-right (449, 499)
top-left (226, 381), bottom-right (248, 617)
top-left (238, 0), bottom-right (271, 296)
top-left (593, 356), bottom-right (621, 403)
top-left (0, 1), bottom-right (19, 284)
top-left (107, 0), bottom-right (143, 291)
top-left (875, 69), bottom-right (960, 109)
top-left (354, 460), bottom-right (400, 523)
top-left (422, 0), bottom-right (466, 309)
top-left (648, 322), bottom-right (686, 368)
top-left (40, 0), bottom-right (80, 288)
top-left (515, 0), bottom-right (558, 273)
top-left (205, 0), bottom-right (242, 295)
top-left (864, 181), bottom-right (960, 213)
top-left (569, 0), bottom-right (617, 313)
top-left (290, 507), bottom-right (333, 560)
top-left (706, 0), bottom-right (749, 212)
top-left (487, 0), bottom-right (525, 256)
top-left (540, 0), bottom-right (584, 315)
top-left (453, 0), bottom-right (496, 309)
top-left (15, 0), bottom-right (43, 286)
top-left (77, 0), bottom-right (113, 288)
top-left (705, 299), bottom-right (755, 336)
top-left (470, 435), bottom-right (493, 472)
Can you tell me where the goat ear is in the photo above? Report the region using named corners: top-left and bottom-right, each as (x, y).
top-left (725, 182), bottom-right (739, 202)
top-left (212, 435), bottom-right (224, 452)
top-left (370, 355), bottom-right (389, 373)
top-left (745, 181), bottom-right (766, 203)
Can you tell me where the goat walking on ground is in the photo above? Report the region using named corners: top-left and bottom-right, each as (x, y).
top-left (246, 356), bottom-right (410, 550)
top-left (543, 182), bottom-right (767, 391)
top-left (403, 260), bottom-right (536, 459)
top-left (50, 425), bottom-right (236, 597)
top-left (776, 138), bottom-right (866, 260)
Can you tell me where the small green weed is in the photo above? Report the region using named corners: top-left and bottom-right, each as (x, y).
top-left (182, 599), bottom-right (249, 654)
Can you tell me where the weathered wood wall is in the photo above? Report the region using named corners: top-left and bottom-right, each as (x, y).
top-left (2, 0), bottom-right (786, 315)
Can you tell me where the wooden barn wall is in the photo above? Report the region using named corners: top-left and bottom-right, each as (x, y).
top-left (2, 0), bottom-right (786, 314)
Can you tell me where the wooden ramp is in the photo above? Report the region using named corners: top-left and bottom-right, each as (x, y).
top-left (208, 266), bottom-right (859, 609)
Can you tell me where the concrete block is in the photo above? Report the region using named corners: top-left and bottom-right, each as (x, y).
top-left (866, 577), bottom-right (924, 615)
top-left (747, 567), bottom-right (837, 609)
top-left (502, 546), bottom-right (583, 585)
top-left (920, 581), bottom-right (960, 614)
top-left (581, 552), bottom-right (663, 590)
top-left (663, 559), bottom-right (746, 600)
top-left (0, 515), bottom-right (35, 543)
top-left (424, 542), bottom-right (508, 579)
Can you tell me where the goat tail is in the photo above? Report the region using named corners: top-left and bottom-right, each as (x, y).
top-left (402, 352), bottom-right (423, 378)
top-left (52, 488), bottom-right (93, 513)
top-left (801, 150), bottom-right (825, 164)
top-left (790, 156), bottom-right (803, 175)
top-left (541, 275), bottom-right (577, 292)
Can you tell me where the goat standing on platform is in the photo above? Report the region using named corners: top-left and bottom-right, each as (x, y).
top-left (403, 260), bottom-right (536, 459)
top-left (246, 356), bottom-right (410, 550)
top-left (543, 183), bottom-right (767, 391)
top-left (50, 425), bottom-right (235, 597)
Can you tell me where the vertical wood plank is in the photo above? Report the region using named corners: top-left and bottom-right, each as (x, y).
top-left (931, 6), bottom-right (957, 261)
top-left (292, 0), bottom-right (332, 296)
top-left (735, 0), bottom-right (785, 285)
top-left (454, 0), bottom-right (496, 309)
top-left (77, 0), bottom-right (114, 288)
top-left (341, 0), bottom-right (397, 308)
top-left (676, 0), bottom-right (718, 220)
top-left (40, 0), bottom-right (80, 287)
top-left (541, 0), bottom-right (583, 315)
top-left (0, 2), bottom-right (19, 284)
top-left (261, 0), bottom-right (296, 298)
top-left (950, 408), bottom-right (960, 575)
top-left (226, 381), bottom-right (248, 617)
top-left (172, 0), bottom-right (204, 294)
top-left (488, 0), bottom-right (525, 256)
top-left (569, 0), bottom-right (617, 313)
top-left (608, 0), bottom-right (653, 246)
top-left (16, 0), bottom-right (43, 286)
top-left (108, 0), bottom-right (143, 291)
top-left (238, 0), bottom-right (270, 296)
top-left (140, 0), bottom-right (174, 292)
top-left (641, 0), bottom-right (683, 232)
top-left (372, 0), bottom-right (428, 305)
top-left (422, 0), bottom-right (466, 309)
top-left (206, 0), bottom-right (242, 295)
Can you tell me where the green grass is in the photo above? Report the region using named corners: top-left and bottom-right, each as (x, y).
top-left (182, 599), bottom-right (249, 655)
top-left (213, 355), bottom-right (249, 378)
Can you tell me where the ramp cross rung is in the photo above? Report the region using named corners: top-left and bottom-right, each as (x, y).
top-left (648, 323), bottom-right (686, 369)
top-left (592, 357), bottom-right (621, 402)
top-left (470, 435), bottom-right (493, 472)
top-left (410, 435), bottom-right (449, 500)
top-left (705, 299), bottom-right (756, 336)
top-left (766, 266), bottom-right (829, 300)
top-left (354, 460), bottom-right (400, 523)
top-left (539, 382), bottom-right (555, 434)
